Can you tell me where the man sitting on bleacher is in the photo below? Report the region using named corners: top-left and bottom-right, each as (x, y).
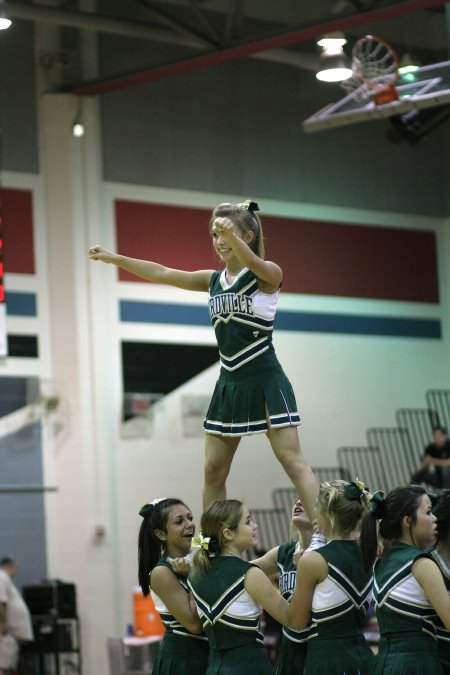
top-left (411, 427), bottom-right (450, 489)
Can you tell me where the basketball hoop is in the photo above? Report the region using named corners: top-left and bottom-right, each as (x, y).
top-left (352, 35), bottom-right (399, 105)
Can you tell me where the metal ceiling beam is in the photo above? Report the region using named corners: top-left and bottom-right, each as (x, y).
top-left (71, 0), bottom-right (449, 95)
top-left (132, 0), bottom-right (218, 46)
top-left (5, 0), bottom-right (211, 49)
top-left (187, 0), bottom-right (222, 45)
top-left (221, 0), bottom-right (240, 47)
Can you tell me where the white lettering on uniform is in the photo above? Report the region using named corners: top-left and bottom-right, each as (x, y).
top-left (209, 293), bottom-right (253, 319)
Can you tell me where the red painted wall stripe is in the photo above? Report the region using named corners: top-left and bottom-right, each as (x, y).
top-left (115, 201), bottom-right (217, 276)
top-left (116, 200), bottom-right (439, 303)
top-left (264, 215), bottom-right (439, 303)
top-left (1, 188), bottom-right (35, 275)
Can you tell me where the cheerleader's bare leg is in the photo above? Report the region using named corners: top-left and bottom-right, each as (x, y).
top-left (267, 425), bottom-right (319, 523)
top-left (203, 433), bottom-right (240, 509)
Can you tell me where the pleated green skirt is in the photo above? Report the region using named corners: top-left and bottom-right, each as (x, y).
top-left (438, 640), bottom-right (450, 674)
top-left (204, 350), bottom-right (300, 437)
top-left (152, 632), bottom-right (209, 675)
top-left (207, 643), bottom-right (274, 674)
top-left (276, 635), bottom-right (308, 675)
top-left (304, 634), bottom-right (375, 675)
top-left (370, 633), bottom-right (443, 675)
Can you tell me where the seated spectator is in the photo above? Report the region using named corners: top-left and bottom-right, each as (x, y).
top-left (411, 427), bottom-right (450, 488)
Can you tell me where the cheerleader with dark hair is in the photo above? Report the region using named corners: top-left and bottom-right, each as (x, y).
top-left (138, 498), bottom-right (209, 674)
top-left (431, 489), bottom-right (450, 673)
top-left (360, 484), bottom-right (450, 674)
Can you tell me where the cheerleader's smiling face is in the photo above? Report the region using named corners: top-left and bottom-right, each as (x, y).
top-left (211, 217), bottom-right (253, 261)
top-left (155, 504), bottom-right (196, 557)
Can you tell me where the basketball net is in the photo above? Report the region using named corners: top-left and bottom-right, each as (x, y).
top-left (341, 35), bottom-right (399, 106)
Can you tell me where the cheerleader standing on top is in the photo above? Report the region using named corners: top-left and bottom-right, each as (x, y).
top-left (89, 201), bottom-right (318, 516)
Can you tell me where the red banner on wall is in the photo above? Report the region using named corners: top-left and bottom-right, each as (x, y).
top-left (115, 200), bottom-right (439, 303)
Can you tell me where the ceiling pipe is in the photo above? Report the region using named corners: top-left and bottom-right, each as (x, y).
top-left (7, 0), bottom-right (447, 95)
top-left (4, 0), bottom-right (211, 49)
top-left (6, 0), bottom-right (317, 74)
top-left (71, 0), bottom-right (449, 95)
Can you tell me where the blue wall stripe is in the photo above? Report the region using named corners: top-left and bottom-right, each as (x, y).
top-left (120, 300), bottom-right (441, 339)
top-left (276, 311), bottom-right (441, 338)
top-left (121, 300), bottom-right (209, 326)
top-left (6, 292), bottom-right (37, 317)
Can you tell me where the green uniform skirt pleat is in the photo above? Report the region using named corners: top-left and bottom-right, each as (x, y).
top-left (152, 632), bottom-right (209, 675)
top-left (276, 636), bottom-right (307, 675)
top-left (207, 643), bottom-right (274, 674)
top-left (204, 351), bottom-right (300, 436)
top-left (369, 634), bottom-right (443, 675)
top-left (438, 642), bottom-right (450, 675)
top-left (304, 634), bottom-right (375, 675)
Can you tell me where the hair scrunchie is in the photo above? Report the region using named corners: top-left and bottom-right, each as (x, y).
top-left (192, 532), bottom-right (220, 557)
top-left (344, 478), bottom-right (367, 502)
top-left (241, 199), bottom-right (259, 214)
top-left (139, 498), bottom-right (167, 518)
top-left (370, 490), bottom-right (385, 518)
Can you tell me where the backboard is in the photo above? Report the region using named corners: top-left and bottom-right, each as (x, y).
top-left (302, 60), bottom-right (450, 133)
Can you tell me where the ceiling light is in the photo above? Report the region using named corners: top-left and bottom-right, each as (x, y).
top-left (316, 33), bottom-right (352, 83)
top-left (71, 98), bottom-right (85, 138)
top-left (398, 53), bottom-right (421, 82)
top-left (0, 0), bottom-right (11, 30)
top-left (72, 122), bottom-right (85, 138)
top-left (316, 57), bottom-right (353, 82)
top-left (317, 32), bottom-right (347, 50)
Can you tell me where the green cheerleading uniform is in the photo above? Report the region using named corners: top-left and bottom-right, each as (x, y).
top-left (188, 556), bottom-right (274, 674)
top-left (305, 540), bottom-right (375, 675)
top-left (150, 557), bottom-right (209, 675)
top-left (371, 541), bottom-right (443, 675)
top-left (431, 549), bottom-right (450, 674)
top-left (276, 541), bottom-right (317, 675)
top-left (204, 268), bottom-right (300, 436)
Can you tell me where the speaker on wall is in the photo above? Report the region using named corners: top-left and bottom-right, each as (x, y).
top-left (23, 580), bottom-right (77, 618)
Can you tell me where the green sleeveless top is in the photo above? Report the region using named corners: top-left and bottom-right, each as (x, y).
top-left (208, 268), bottom-right (278, 371)
top-left (188, 556), bottom-right (264, 650)
top-left (150, 556), bottom-right (207, 641)
top-left (312, 540), bottom-right (372, 638)
top-left (431, 549), bottom-right (450, 662)
top-left (373, 541), bottom-right (436, 638)
top-left (278, 541), bottom-right (316, 643)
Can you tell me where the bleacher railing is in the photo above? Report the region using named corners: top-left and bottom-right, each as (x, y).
top-left (337, 446), bottom-right (388, 493)
top-left (426, 389), bottom-right (450, 431)
top-left (395, 408), bottom-right (439, 460)
top-left (366, 427), bottom-right (416, 491)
